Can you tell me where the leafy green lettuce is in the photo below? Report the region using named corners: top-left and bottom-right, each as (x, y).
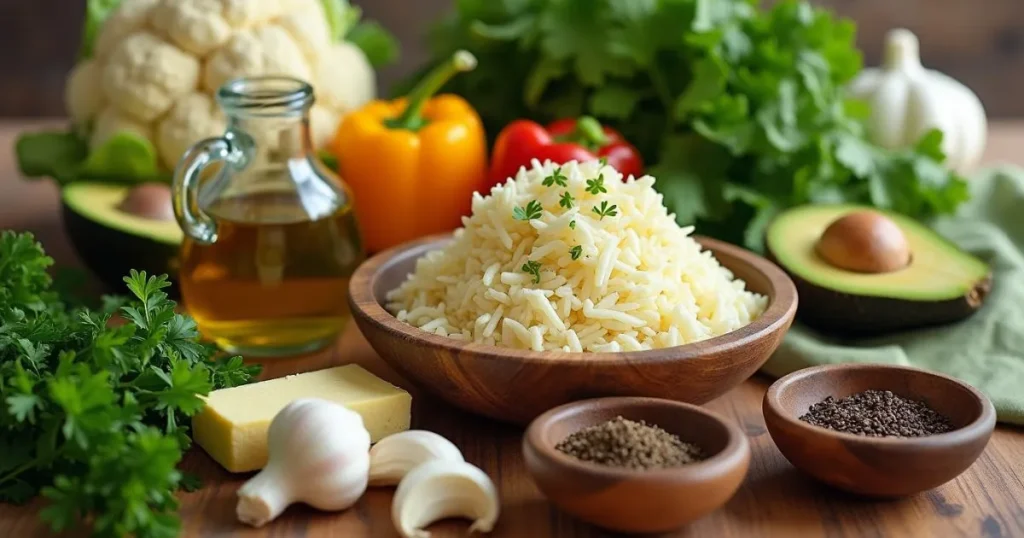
top-left (411, 0), bottom-right (969, 249)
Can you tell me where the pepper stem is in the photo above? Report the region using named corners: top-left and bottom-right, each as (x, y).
top-left (388, 50), bottom-right (477, 131)
top-left (573, 116), bottom-right (609, 149)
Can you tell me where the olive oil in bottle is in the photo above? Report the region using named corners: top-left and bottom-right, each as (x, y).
top-left (179, 191), bottom-right (363, 355)
top-left (172, 76), bottom-right (365, 356)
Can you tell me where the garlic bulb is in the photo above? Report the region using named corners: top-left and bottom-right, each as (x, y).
top-left (848, 28), bottom-right (987, 172)
top-left (392, 459), bottom-right (499, 538)
top-left (236, 399), bottom-right (371, 527)
top-left (369, 430), bottom-right (465, 486)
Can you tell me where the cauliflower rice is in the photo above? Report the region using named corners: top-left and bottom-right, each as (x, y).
top-left (386, 160), bottom-right (768, 353)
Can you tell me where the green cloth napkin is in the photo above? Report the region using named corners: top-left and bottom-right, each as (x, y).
top-left (761, 167), bottom-right (1024, 425)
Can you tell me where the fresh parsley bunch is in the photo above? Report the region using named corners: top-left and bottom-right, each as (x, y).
top-left (411, 0), bottom-right (969, 249)
top-left (0, 231), bottom-right (259, 537)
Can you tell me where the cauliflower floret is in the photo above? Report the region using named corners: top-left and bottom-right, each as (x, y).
top-left (65, 60), bottom-right (105, 126)
top-left (94, 0), bottom-right (159, 58)
top-left (203, 25), bottom-right (312, 93)
top-left (309, 105), bottom-right (340, 149)
top-left (150, 0), bottom-right (232, 56)
top-left (156, 93), bottom-right (227, 169)
top-left (275, 0), bottom-right (332, 62)
top-left (314, 42), bottom-right (376, 114)
top-left (91, 107), bottom-right (154, 149)
top-left (102, 32), bottom-right (200, 122)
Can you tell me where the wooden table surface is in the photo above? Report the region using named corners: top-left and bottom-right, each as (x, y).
top-left (1, 120), bottom-right (1023, 538)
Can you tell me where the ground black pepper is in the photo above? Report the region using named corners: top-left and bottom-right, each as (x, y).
top-left (798, 390), bottom-right (954, 437)
top-left (554, 416), bottom-right (706, 470)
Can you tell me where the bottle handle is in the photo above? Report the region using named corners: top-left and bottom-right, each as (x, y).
top-left (172, 137), bottom-right (241, 245)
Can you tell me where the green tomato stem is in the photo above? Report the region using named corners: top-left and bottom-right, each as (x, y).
top-left (388, 50), bottom-right (477, 131)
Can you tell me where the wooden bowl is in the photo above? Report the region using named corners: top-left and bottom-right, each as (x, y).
top-left (349, 233), bottom-right (797, 424)
top-left (522, 397), bottom-right (750, 533)
top-left (763, 364), bottom-right (996, 497)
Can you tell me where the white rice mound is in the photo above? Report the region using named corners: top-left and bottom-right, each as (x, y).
top-left (385, 160), bottom-right (768, 353)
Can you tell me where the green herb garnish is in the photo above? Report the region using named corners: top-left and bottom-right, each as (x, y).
top-left (521, 260), bottom-right (542, 283)
top-left (570, 245), bottom-right (583, 260)
top-left (559, 191), bottom-right (575, 209)
top-left (585, 174), bottom-right (608, 195)
top-left (598, 157), bottom-right (608, 167)
top-left (592, 201), bottom-right (618, 220)
top-left (0, 231), bottom-right (260, 537)
top-left (542, 167), bottom-right (568, 187)
top-left (569, 220), bottom-right (577, 229)
top-left (513, 200), bottom-right (543, 221)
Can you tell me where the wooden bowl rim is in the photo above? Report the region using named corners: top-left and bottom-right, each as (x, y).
top-left (523, 396), bottom-right (750, 481)
top-left (349, 233), bottom-right (798, 365)
top-left (764, 363), bottom-right (997, 448)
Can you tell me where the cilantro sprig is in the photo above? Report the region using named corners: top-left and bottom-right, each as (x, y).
top-left (513, 200), bottom-right (543, 221)
top-left (521, 260), bottom-right (542, 283)
top-left (569, 245), bottom-right (583, 260)
top-left (0, 231), bottom-right (260, 537)
top-left (592, 201), bottom-right (618, 220)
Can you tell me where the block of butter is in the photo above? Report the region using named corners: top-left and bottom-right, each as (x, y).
top-left (192, 364), bottom-right (412, 473)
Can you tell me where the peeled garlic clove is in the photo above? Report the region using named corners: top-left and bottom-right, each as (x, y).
top-left (392, 460), bottom-right (499, 538)
top-left (369, 430), bottom-right (464, 486)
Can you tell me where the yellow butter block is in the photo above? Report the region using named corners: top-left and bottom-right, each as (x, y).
top-left (192, 364), bottom-right (412, 473)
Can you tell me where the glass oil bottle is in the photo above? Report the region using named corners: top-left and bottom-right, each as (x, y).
top-left (172, 76), bottom-right (364, 356)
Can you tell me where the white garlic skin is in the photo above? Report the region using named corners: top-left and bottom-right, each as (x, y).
top-left (236, 398), bottom-right (371, 527)
top-left (369, 430), bottom-right (465, 486)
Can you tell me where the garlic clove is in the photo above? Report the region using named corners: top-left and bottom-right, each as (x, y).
top-left (369, 430), bottom-right (465, 486)
top-left (236, 398), bottom-right (371, 527)
top-left (392, 459), bottom-right (499, 538)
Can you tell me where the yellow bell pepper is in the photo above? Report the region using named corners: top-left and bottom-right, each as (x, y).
top-left (332, 51), bottom-right (487, 253)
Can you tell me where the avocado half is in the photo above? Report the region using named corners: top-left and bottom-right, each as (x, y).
top-left (62, 182), bottom-right (182, 292)
top-left (766, 204), bottom-right (991, 335)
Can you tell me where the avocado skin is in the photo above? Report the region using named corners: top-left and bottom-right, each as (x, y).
top-left (62, 202), bottom-right (180, 295)
top-left (768, 250), bottom-right (992, 335)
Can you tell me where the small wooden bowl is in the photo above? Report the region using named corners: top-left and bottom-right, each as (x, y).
top-left (763, 364), bottom-right (996, 497)
top-left (522, 397), bottom-right (750, 533)
top-left (349, 233), bottom-right (797, 424)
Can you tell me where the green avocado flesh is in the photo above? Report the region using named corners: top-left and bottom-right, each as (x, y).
top-left (61, 182), bottom-right (182, 291)
top-left (63, 183), bottom-right (182, 245)
top-left (766, 205), bottom-right (989, 302)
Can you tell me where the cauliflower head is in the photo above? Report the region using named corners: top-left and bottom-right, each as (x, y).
top-left (70, 0), bottom-right (388, 172)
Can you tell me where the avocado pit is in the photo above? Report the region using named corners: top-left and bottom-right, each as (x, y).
top-left (815, 211), bottom-right (910, 274)
top-left (117, 183), bottom-right (175, 222)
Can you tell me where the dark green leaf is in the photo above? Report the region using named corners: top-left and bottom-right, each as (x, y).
top-left (589, 84), bottom-right (643, 120)
top-left (14, 131), bottom-right (88, 184)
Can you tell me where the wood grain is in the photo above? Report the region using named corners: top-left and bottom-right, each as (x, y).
top-left (2, 121), bottom-right (1024, 536)
top-left (348, 234), bottom-right (797, 424)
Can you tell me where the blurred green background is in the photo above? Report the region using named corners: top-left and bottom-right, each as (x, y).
top-left (3, 0), bottom-right (1022, 117)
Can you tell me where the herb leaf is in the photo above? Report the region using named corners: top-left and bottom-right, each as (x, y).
top-left (585, 174), bottom-right (608, 195)
top-left (513, 200), bottom-right (543, 221)
top-left (542, 167), bottom-right (568, 187)
top-left (521, 260), bottom-right (542, 284)
top-left (570, 245), bottom-right (583, 260)
top-left (0, 232), bottom-right (261, 536)
top-left (592, 201), bottom-right (619, 219)
top-left (559, 191), bottom-right (575, 209)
